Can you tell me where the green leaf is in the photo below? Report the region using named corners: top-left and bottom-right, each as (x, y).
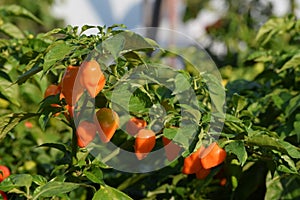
top-left (33, 181), bottom-right (80, 200)
top-left (203, 73), bottom-right (226, 115)
top-left (172, 73), bottom-right (191, 95)
top-left (102, 30), bottom-right (157, 59)
top-left (247, 50), bottom-right (273, 63)
top-left (121, 31), bottom-right (156, 52)
top-left (84, 167), bottom-right (104, 184)
top-left (128, 95), bottom-right (147, 113)
top-left (0, 174), bottom-right (33, 191)
top-left (285, 94), bottom-right (300, 118)
top-left (265, 171), bottom-right (283, 200)
top-left (32, 175), bottom-right (48, 186)
top-left (110, 82), bottom-right (135, 112)
top-left (80, 25), bottom-right (97, 35)
top-left (246, 135), bottom-right (284, 152)
top-left (225, 140), bottom-right (247, 166)
top-left (271, 89), bottom-right (292, 110)
top-left (102, 34), bottom-right (125, 59)
top-left (106, 24), bottom-right (126, 33)
top-left (280, 175), bottom-right (300, 199)
top-left (163, 127), bottom-right (178, 140)
top-left (294, 119), bottom-right (300, 142)
top-left (144, 38), bottom-right (159, 49)
top-left (280, 155), bottom-right (298, 173)
top-left (38, 94), bottom-right (62, 130)
top-left (277, 141), bottom-right (300, 159)
top-left (43, 41), bottom-right (74, 72)
top-left (0, 22), bottom-right (24, 38)
top-left (255, 17), bottom-right (294, 46)
top-left (92, 185), bottom-right (133, 200)
top-left (0, 113), bottom-right (37, 141)
top-left (38, 112), bottom-right (52, 131)
top-left (277, 164), bottom-right (297, 174)
top-left (0, 4), bottom-right (43, 24)
top-left (266, 172), bottom-right (300, 199)
top-left (38, 143), bottom-right (68, 153)
top-left (225, 114), bottom-right (243, 123)
top-left (255, 18), bottom-right (280, 45)
top-left (0, 77), bottom-right (20, 106)
top-left (42, 27), bottom-right (66, 37)
top-left (122, 51), bottom-right (146, 66)
top-left (279, 53), bottom-right (300, 72)
top-left (173, 124), bottom-right (198, 149)
top-left (16, 57), bottom-right (43, 85)
top-left (232, 93), bottom-right (247, 113)
top-left (179, 104), bottom-right (201, 122)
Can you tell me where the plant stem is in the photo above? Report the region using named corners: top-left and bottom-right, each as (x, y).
top-left (71, 122), bottom-right (78, 166)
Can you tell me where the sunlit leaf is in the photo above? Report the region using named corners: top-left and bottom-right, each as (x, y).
top-left (92, 185), bottom-right (133, 200)
top-left (279, 53), bottom-right (300, 72)
top-left (0, 174), bottom-right (33, 191)
top-left (0, 4), bottom-right (43, 24)
top-left (102, 34), bottom-right (125, 59)
top-left (0, 77), bottom-right (20, 106)
top-left (33, 181), bottom-right (80, 199)
top-left (246, 135), bottom-right (284, 152)
top-left (0, 22), bottom-right (24, 38)
top-left (277, 141), bottom-right (300, 159)
top-left (84, 167), bottom-right (104, 184)
top-left (0, 113), bottom-right (37, 141)
top-left (32, 175), bottom-right (48, 186)
top-left (232, 93), bottom-right (247, 113)
top-left (43, 41), bottom-right (74, 72)
top-left (265, 171), bottom-right (283, 200)
top-left (172, 73), bottom-right (191, 95)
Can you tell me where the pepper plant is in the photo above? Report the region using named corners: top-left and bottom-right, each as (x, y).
top-left (0, 4), bottom-right (299, 200)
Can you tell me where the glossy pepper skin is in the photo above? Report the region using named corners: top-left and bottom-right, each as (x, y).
top-left (95, 108), bottom-right (119, 143)
top-left (80, 60), bottom-right (106, 98)
top-left (0, 165), bottom-right (10, 200)
top-left (44, 84), bottom-right (61, 98)
top-left (182, 147), bottom-right (204, 174)
top-left (126, 117), bottom-right (147, 136)
top-left (182, 142), bottom-right (227, 180)
top-left (200, 142), bottom-right (227, 169)
top-left (134, 129), bottom-right (156, 160)
top-left (61, 65), bottom-right (84, 106)
top-left (76, 121), bottom-right (97, 148)
top-left (0, 165), bottom-right (10, 182)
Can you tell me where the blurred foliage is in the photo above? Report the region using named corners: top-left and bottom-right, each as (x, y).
top-left (0, 1), bottom-right (300, 199)
top-left (183, 0), bottom-right (299, 70)
top-left (0, 0), bottom-right (64, 35)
